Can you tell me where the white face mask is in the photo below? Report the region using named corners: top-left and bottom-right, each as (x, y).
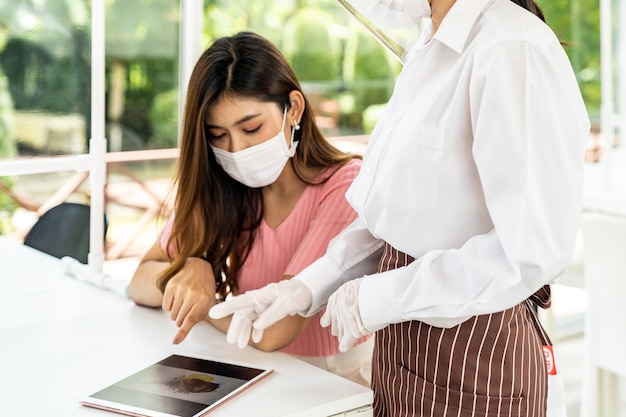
top-left (347, 0), bottom-right (431, 29)
top-left (210, 109), bottom-right (299, 188)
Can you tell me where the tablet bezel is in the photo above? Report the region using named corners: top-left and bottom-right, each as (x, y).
top-left (80, 354), bottom-right (273, 417)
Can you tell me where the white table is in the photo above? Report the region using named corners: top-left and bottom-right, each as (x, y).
top-left (0, 238), bottom-right (373, 417)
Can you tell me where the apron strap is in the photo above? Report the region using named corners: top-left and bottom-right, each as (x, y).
top-left (524, 285), bottom-right (553, 346)
top-left (529, 284), bottom-right (552, 309)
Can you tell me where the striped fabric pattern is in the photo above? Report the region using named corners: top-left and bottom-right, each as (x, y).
top-left (372, 243), bottom-right (548, 417)
top-left (236, 159), bottom-right (372, 356)
top-left (159, 160), bottom-right (371, 357)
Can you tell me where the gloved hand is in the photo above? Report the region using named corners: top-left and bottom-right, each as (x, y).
top-left (209, 279), bottom-right (312, 349)
top-left (320, 277), bottom-right (370, 352)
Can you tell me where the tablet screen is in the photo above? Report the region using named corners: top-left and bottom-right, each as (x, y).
top-left (80, 354), bottom-right (272, 417)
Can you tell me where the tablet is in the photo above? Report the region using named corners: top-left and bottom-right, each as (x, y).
top-left (80, 354), bottom-right (273, 417)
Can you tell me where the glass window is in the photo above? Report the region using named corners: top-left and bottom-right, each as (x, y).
top-left (0, 0), bottom-right (91, 158)
top-left (2, 0), bottom-right (624, 244)
top-left (105, 0), bottom-right (180, 151)
top-left (0, 0), bottom-right (181, 157)
top-left (204, 0), bottom-right (403, 137)
top-left (1, 0), bottom-right (93, 236)
top-left (0, 0), bottom-right (181, 245)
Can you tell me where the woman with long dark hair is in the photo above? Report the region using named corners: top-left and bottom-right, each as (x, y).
top-left (128, 32), bottom-right (372, 386)
top-left (212, 1), bottom-right (590, 415)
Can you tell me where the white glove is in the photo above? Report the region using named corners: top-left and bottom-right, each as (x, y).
top-left (209, 279), bottom-right (312, 349)
top-left (320, 277), bottom-right (370, 352)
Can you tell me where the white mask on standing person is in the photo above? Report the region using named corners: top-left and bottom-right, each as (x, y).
top-left (345, 0), bottom-right (431, 29)
top-left (210, 108), bottom-right (299, 188)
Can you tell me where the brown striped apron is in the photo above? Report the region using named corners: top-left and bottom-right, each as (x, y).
top-left (371, 243), bottom-right (551, 417)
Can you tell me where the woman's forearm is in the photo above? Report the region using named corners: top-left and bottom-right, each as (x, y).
top-left (128, 260), bottom-right (170, 307)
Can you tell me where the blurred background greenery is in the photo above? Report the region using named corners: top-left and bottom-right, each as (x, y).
top-left (0, 0), bottom-right (602, 237)
top-left (0, 0), bottom-right (600, 153)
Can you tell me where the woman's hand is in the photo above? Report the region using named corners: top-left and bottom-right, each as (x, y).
top-left (162, 257), bottom-right (216, 344)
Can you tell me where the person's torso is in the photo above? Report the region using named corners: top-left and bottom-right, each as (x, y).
top-left (346, 0), bottom-right (580, 258)
top-left (236, 160), bottom-right (366, 356)
top-left (236, 160), bottom-right (360, 293)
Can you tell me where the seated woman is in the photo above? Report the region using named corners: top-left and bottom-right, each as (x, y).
top-left (127, 32), bottom-right (372, 386)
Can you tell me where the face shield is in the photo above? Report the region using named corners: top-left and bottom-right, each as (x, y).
top-left (336, 0), bottom-right (429, 64)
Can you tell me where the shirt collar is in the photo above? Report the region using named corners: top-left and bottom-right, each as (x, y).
top-left (432, 0), bottom-right (492, 54)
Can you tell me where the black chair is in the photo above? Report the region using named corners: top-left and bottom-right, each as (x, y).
top-left (23, 202), bottom-right (108, 264)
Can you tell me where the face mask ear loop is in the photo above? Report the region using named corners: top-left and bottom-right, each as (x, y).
top-left (290, 123), bottom-right (297, 146)
top-left (284, 108), bottom-right (298, 154)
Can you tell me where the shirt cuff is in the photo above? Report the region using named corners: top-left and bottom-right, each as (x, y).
top-left (359, 261), bottom-right (471, 331)
top-left (359, 271), bottom-right (403, 332)
top-left (294, 256), bottom-right (344, 317)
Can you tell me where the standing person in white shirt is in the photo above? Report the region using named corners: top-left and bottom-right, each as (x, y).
top-left (211, 0), bottom-right (590, 416)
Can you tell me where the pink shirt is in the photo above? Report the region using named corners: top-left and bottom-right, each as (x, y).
top-left (159, 159), bottom-right (371, 356)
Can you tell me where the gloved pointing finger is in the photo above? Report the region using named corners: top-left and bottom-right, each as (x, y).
top-left (210, 295), bottom-right (259, 319)
top-left (208, 279), bottom-right (313, 349)
top-left (225, 309), bottom-right (253, 349)
top-left (252, 280), bottom-right (313, 330)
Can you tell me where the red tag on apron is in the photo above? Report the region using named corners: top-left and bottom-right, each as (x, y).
top-left (543, 345), bottom-right (557, 375)
top-left (544, 345), bottom-right (566, 416)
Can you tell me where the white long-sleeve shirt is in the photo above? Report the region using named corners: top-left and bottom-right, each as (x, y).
top-left (296, 0), bottom-right (590, 331)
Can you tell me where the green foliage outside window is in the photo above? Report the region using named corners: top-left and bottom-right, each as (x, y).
top-left (0, 67), bottom-right (16, 234)
top-left (343, 29), bottom-right (398, 132)
top-left (538, 0), bottom-right (601, 119)
top-left (0, 0), bottom-right (605, 155)
top-left (282, 8), bottom-right (342, 83)
top-left (0, 0), bottom-right (604, 237)
top-left (150, 88), bottom-right (179, 149)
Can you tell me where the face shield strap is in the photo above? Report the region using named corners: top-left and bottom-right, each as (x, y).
top-left (336, 0), bottom-right (407, 63)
